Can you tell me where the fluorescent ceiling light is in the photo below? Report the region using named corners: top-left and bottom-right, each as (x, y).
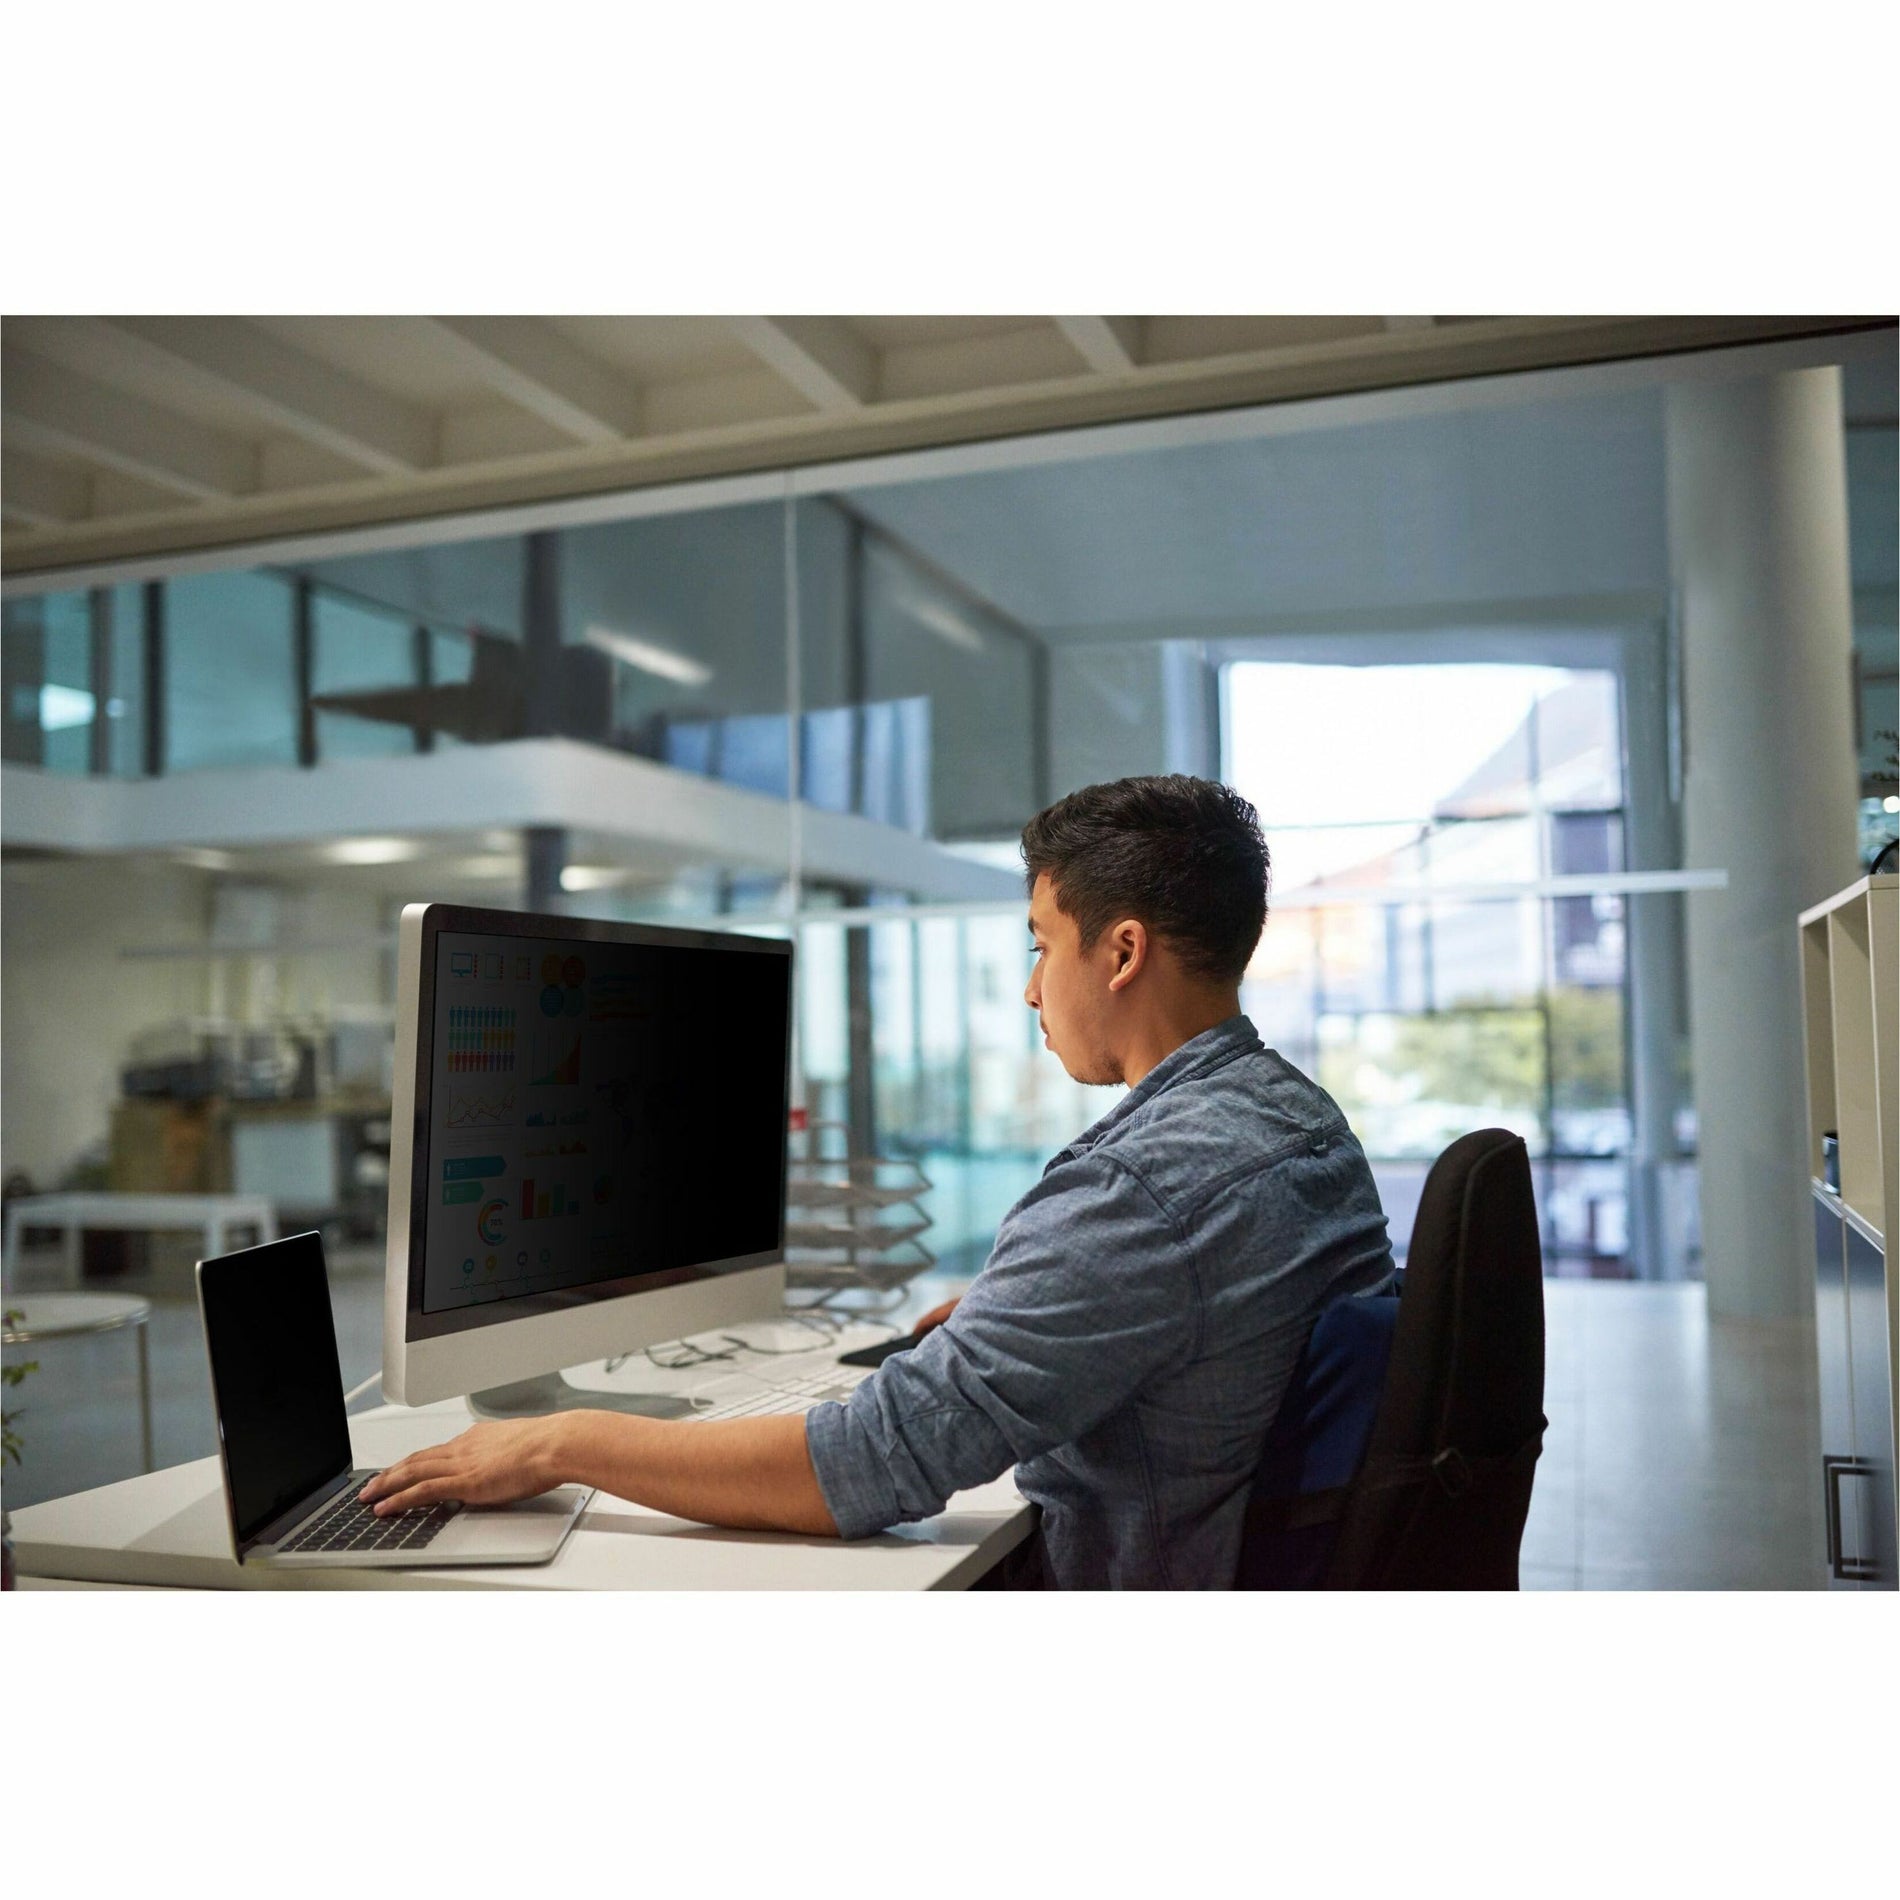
top-left (560, 865), bottom-right (629, 892)
top-left (583, 624), bottom-right (713, 688)
top-left (175, 847), bottom-right (237, 872)
top-left (902, 594), bottom-right (986, 654)
top-left (323, 837), bottom-right (421, 866)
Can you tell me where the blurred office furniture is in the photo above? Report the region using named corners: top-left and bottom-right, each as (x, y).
top-left (2, 1193), bottom-right (276, 1293)
top-left (1238, 1128), bottom-right (1547, 1589)
top-left (1800, 873), bottom-right (1897, 1589)
top-left (112, 1016), bottom-right (393, 1237)
top-left (784, 1119), bottom-right (936, 1302)
top-left (227, 1107), bottom-right (390, 1239)
top-left (3, 1294), bottom-right (155, 1472)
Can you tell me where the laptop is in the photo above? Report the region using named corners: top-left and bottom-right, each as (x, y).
top-left (197, 1231), bottom-right (591, 1571)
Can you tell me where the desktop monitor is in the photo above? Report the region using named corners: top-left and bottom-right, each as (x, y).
top-left (383, 901), bottom-right (791, 1409)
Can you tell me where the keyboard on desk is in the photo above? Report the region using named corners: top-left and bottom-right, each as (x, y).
top-left (279, 1475), bottom-right (459, 1555)
top-left (694, 1368), bottom-right (866, 1422)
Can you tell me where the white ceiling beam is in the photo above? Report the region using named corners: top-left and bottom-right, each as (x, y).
top-left (1052, 316), bottom-right (1145, 374)
top-left (1382, 316), bottom-right (1437, 332)
top-left (2, 351), bottom-right (258, 501)
top-left (2, 451), bottom-right (91, 526)
top-left (88, 317), bottom-right (436, 474)
top-left (725, 316), bottom-right (878, 410)
top-left (417, 318), bottom-right (639, 443)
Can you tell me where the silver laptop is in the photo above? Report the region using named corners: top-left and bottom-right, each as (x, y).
top-left (197, 1231), bottom-right (590, 1570)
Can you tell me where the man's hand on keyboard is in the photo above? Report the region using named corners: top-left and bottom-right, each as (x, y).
top-left (359, 1410), bottom-right (840, 1537)
top-left (360, 1419), bottom-right (562, 1516)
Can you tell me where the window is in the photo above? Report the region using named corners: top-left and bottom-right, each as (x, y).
top-left (311, 589), bottom-right (422, 760)
top-left (1226, 662), bottom-right (1638, 1275)
top-left (165, 571), bottom-right (298, 772)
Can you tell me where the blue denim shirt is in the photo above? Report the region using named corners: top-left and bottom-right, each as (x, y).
top-left (804, 1016), bottom-right (1395, 1588)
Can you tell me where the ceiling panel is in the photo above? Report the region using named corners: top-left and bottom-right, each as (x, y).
top-left (1144, 314), bottom-right (1391, 362)
top-left (851, 315), bottom-right (1042, 349)
top-left (546, 315), bottom-right (755, 380)
top-left (4, 315), bottom-right (295, 441)
top-left (245, 315), bottom-right (500, 406)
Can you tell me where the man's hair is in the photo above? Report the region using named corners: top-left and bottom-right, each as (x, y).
top-left (1020, 774), bottom-right (1271, 984)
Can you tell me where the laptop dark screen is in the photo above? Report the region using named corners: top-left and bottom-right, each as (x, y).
top-left (199, 1232), bottom-right (352, 1549)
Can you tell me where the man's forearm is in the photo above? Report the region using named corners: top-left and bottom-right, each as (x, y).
top-left (549, 1411), bottom-right (839, 1537)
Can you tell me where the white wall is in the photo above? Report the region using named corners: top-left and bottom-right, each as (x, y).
top-left (1, 859), bottom-right (391, 1191)
top-left (2, 857), bottom-right (212, 1188)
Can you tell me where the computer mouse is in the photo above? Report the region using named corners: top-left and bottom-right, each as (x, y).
top-left (838, 1334), bottom-right (917, 1369)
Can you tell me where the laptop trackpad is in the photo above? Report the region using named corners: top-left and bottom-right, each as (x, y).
top-left (429, 1486), bottom-right (591, 1562)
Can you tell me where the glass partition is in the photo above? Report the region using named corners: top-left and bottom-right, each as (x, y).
top-left (166, 570), bottom-right (299, 772)
top-left (311, 589), bottom-right (423, 760)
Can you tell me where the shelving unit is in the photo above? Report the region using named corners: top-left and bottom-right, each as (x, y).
top-left (783, 1121), bottom-right (936, 1303)
top-left (1799, 872), bottom-right (1898, 1589)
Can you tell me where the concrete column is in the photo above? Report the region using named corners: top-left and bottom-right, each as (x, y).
top-left (1667, 368), bottom-right (1859, 1319)
top-left (1620, 620), bottom-right (1690, 1279)
top-left (521, 531), bottom-right (562, 739)
top-left (524, 825), bottom-right (566, 915)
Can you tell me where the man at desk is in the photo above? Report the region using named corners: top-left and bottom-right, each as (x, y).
top-left (363, 775), bottom-right (1395, 1588)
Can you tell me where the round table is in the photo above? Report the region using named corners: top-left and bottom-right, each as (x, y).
top-left (3, 1293), bottom-right (155, 1473)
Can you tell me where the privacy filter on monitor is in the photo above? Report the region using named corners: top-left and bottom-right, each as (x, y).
top-left (387, 904), bottom-right (792, 1388)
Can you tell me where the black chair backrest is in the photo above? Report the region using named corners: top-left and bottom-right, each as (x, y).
top-left (1327, 1127), bottom-right (1546, 1587)
top-left (1237, 1127), bottom-right (1546, 1589)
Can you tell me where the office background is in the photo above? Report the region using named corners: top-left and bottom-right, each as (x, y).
top-left (3, 315), bottom-right (1895, 1588)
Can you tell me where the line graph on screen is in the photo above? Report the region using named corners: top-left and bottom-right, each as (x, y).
top-left (447, 1083), bottom-right (517, 1129)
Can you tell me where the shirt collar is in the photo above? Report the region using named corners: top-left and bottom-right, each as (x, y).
top-left (1057, 1014), bottom-right (1263, 1160)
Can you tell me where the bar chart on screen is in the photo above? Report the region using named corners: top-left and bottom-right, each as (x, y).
top-left (529, 1020), bottom-right (583, 1088)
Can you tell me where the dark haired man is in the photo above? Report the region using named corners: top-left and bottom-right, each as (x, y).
top-left (363, 775), bottom-right (1395, 1588)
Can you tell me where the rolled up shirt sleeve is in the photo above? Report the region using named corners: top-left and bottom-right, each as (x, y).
top-left (805, 1151), bottom-right (1196, 1540)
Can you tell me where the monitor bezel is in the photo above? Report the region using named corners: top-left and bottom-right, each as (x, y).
top-left (393, 900), bottom-right (792, 1350)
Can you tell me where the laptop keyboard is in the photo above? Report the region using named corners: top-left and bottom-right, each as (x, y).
top-left (279, 1476), bottom-right (459, 1556)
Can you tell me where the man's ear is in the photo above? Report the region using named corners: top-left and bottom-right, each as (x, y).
top-left (1105, 918), bottom-right (1147, 993)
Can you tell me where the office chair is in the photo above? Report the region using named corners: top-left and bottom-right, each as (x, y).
top-left (1236, 1128), bottom-right (1547, 1589)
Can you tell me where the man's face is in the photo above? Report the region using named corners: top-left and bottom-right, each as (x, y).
top-left (1023, 872), bottom-right (1125, 1086)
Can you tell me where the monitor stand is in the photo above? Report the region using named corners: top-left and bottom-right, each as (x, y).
top-left (466, 1372), bottom-right (698, 1422)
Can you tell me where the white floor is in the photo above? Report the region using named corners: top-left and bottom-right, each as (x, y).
top-left (1520, 1281), bottom-right (1824, 1589)
top-left (3, 1254), bottom-right (1826, 1588)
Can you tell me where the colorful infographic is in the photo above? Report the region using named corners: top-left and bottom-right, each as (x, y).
top-left (427, 934), bottom-right (611, 1311)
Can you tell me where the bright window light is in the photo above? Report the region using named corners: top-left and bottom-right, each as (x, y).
top-left (1885, 795), bottom-right (1900, 815)
top-left (38, 683), bottom-right (96, 730)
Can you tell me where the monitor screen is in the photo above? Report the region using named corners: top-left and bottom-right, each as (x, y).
top-left (408, 915), bottom-right (791, 1330)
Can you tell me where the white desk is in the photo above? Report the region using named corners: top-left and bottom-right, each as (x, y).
top-left (9, 1395), bottom-right (1035, 1592)
top-left (3, 1192), bottom-right (277, 1290)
